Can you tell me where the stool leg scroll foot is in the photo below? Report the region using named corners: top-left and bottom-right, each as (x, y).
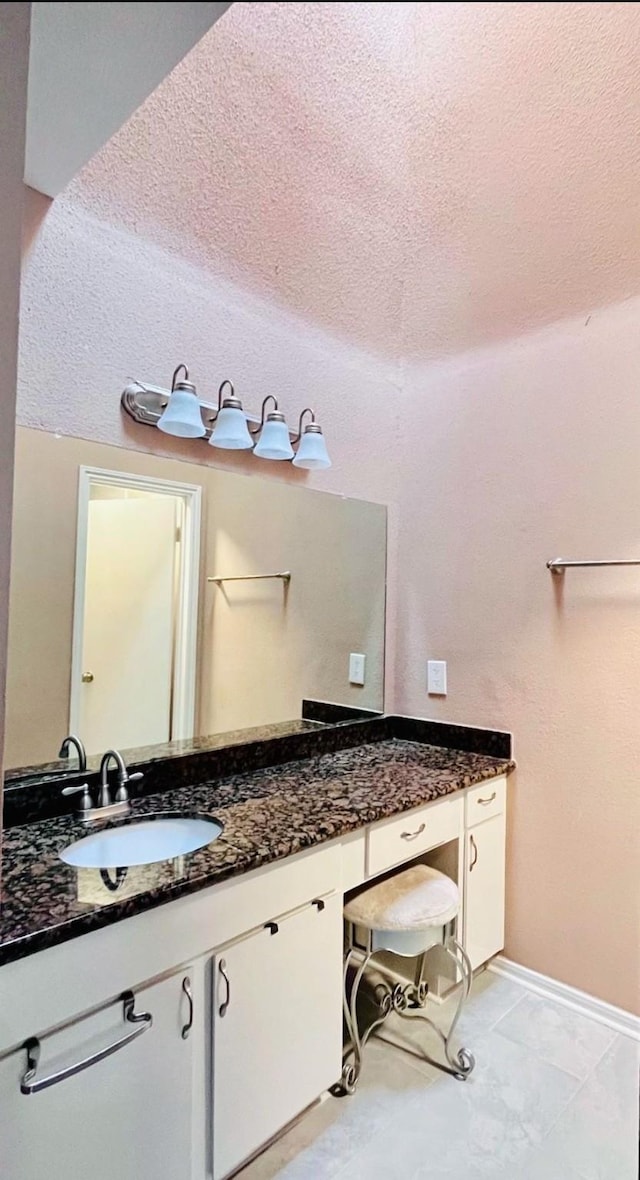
top-left (333, 949), bottom-right (424, 1096)
top-left (440, 935), bottom-right (475, 1079)
top-left (332, 947), bottom-right (374, 1096)
top-left (375, 936), bottom-right (476, 1082)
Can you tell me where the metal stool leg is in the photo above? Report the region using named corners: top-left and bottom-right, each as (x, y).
top-left (332, 946), bottom-right (374, 1095)
top-left (435, 934), bottom-right (476, 1078)
top-left (411, 950), bottom-right (429, 1008)
top-left (332, 937), bottom-right (430, 1096)
top-left (374, 935), bottom-right (476, 1082)
top-left (332, 922), bottom-right (369, 1095)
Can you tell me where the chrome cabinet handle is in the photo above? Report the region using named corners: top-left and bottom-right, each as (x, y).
top-left (477, 792), bottom-right (497, 806)
top-left (20, 991), bottom-right (152, 1095)
top-left (181, 976), bottom-right (193, 1040)
top-left (218, 959), bottom-right (231, 1018)
top-left (401, 822), bottom-right (426, 841)
top-left (469, 834), bottom-right (478, 872)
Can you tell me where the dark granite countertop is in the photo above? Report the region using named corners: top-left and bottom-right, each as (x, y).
top-left (0, 739), bottom-right (514, 967)
top-left (3, 718), bottom-right (327, 783)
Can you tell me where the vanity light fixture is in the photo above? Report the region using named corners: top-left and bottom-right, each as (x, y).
top-left (157, 365), bottom-right (206, 438)
top-left (120, 366), bottom-right (331, 471)
top-left (292, 408), bottom-right (332, 470)
top-left (209, 380), bottom-right (253, 451)
top-left (252, 396), bottom-right (294, 461)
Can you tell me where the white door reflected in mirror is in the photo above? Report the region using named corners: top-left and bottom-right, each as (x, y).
top-left (70, 468), bottom-right (201, 757)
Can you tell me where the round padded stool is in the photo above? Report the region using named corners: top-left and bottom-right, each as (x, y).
top-left (335, 864), bottom-right (475, 1094)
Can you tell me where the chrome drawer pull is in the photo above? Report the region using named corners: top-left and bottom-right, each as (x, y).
top-left (20, 991), bottom-right (152, 1095)
top-left (218, 958), bottom-right (231, 1017)
top-left (477, 792), bottom-right (497, 806)
top-left (181, 976), bottom-right (193, 1040)
top-left (401, 822), bottom-right (426, 841)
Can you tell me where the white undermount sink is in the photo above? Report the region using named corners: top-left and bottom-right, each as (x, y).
top-left (59, 816), bottom-right (223, 869)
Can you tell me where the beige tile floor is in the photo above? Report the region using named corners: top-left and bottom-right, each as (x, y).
top-left (238, 970), bottom-right (639, 1180)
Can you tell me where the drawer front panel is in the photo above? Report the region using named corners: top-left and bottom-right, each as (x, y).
top-left (464, 776), bottom-right (506, 827)
top-left (366, 796), bottom-right (462, 878)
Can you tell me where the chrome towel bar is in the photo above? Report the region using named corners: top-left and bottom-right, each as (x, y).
top-left (20, 991), bottom-right (152, 1095)
top-left (208, 571), bottom-right (291, 585)
top-left (547, 558), bottom-right (640, 576)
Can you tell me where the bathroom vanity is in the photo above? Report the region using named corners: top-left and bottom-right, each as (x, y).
top-left (0, 726), bottom-right (513, 1180)
top-left (1, 427), bottom-right (514, 1178)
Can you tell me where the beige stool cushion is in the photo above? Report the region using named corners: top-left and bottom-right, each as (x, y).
top-left (344, 864), bottom-right (460, 932)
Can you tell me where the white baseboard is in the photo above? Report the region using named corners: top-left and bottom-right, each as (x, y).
top-left (488, 956), bottom-right (640, 1041)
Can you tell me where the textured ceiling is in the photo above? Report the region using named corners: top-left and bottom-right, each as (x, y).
top-left (66, 2), bottom-right (640, 360)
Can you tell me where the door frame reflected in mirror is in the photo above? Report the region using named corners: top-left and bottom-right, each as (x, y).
top-left (70, 467), bottom-right (202, 752)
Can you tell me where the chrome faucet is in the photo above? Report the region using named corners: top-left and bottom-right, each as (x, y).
top-left (63, 749), bottom-right (143, 821)
top-left (99, 749), bottom-right (142, 808)
top-left (58, 734), bottom-right (87, 773)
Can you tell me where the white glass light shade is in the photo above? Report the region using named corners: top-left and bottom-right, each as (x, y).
top-left (254, 415), bottom-right (294, 461)
top-left (209, 404), bottom-right (253, 450)
top-left (292, 425), bottom-right (332, 469)
top-left (157, 384), bottom-right (205, 438)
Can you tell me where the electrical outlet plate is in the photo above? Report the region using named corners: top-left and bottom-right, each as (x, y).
top-left (349, 652), bottom-right (366, 686)
top-left (427, 660), bottom-right (447, 695)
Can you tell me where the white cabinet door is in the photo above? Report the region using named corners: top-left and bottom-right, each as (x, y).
top-left (0, 967), bottom-right (194, 1180)
top-left (464, 813), bottom-right (506, 970)
top-left (212, 894), bottom-right (343, 1180)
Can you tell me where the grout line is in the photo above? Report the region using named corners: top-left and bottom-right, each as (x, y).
top-left (488, 1021), bottom-right (609, 1087)
top-left (489, 973), bottom-right (624, 1085)
top-left (479, 989), bottom-right (528, 1034)
top-left (534, 1068), bottom-right (591, 1149)
top-left (489, 999), bottom-right (618, 1084)
top-left (489, 959), bottom-right (640, 1040)
top-left (368, 1032), bottom-right (440, 1085)
top-left (579, 1029), bottom-right (623, 1082)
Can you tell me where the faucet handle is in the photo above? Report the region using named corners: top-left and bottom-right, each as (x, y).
top-left (114, 770), bottom-right (143, 803)
top-left (62, 783), bottom-right (93, 812)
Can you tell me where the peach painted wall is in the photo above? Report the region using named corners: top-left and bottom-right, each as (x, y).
top-left (398, 299), bottom-right (640, 1014)
top-left (0, 4), bottom-right (30, 869)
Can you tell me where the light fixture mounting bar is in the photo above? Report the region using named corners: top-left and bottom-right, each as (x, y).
top-left (121, 382), bottom-right (296, 439)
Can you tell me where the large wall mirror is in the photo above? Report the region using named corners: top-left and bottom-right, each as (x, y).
top-left (5, 427), bottom-right (386, 772)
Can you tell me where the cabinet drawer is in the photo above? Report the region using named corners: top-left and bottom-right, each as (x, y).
top-left (367, 797), bottom-right (462, 878)
top-left (464, 776), bottom-right (506, 827)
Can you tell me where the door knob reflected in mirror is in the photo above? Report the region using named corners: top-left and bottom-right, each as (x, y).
top-left (81, 672), bottom-right (94, 683)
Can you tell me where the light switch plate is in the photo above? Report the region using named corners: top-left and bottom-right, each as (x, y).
top-left (349, 652), bottom-right (366, 686)
top-left (427, 660), bottom-right (447, 695)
